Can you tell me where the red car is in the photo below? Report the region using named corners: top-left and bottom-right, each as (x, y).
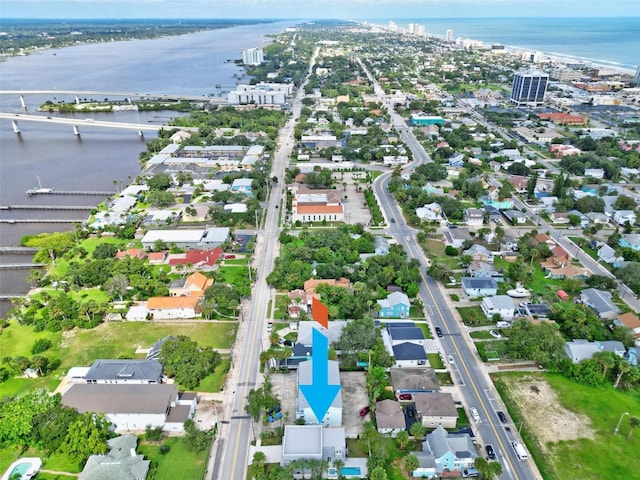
top-left (225, 254), bottom-right (236, 259)
top-left (399, 393), bottom-right (413, 401)
top-left (359, 406), bottom-right (370, 417)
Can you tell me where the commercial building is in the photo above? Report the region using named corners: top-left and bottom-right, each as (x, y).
top-left (227, 82), bottom-right (293, 105)
top-left (510, 70), bottom-right (549, 106)
top-left (241, 47), bottom-right (264, 66)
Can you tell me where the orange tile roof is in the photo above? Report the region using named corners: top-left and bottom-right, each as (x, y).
top-left (304, 277), bottom-right (351, 293)
top-left (147, 296), bottom-right (200, 310)
top-left (185, 272), bottom-right (213, 291)
top-left (147, 251), bottom-right (167, 261)
top-left (296, 205), bottom-right (344, 214)
top-left (618, 312), bottom-right (640, 331)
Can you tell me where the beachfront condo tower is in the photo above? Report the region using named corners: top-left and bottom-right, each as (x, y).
top-left (632, 66), bottom-right (640, 87)
top-left (242, 47), bottom-right (264, 66)
top-left (510, 69), bottom-right (549, 107)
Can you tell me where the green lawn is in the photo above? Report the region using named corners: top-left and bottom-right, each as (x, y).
top-left (456, 306), bottom-right (491, 326)
top-left (427, 353), bottom-right (445, 369)
top-left (494, 373), bottom-right (640, 480)
top-left (139, 437), bottom-right (209, 480)
top-left (0, 320), bottom-right (237, 397)
top-left (469, 330), bottom-right (497, 340)
top-left (476, 340), bottom-right (508, 362)
top-left (217, 265), bottom-right (249, 285)
top-left (345, 438), bottom-right (368, 457)
top-left (193, 357), bottom-right (230, 393)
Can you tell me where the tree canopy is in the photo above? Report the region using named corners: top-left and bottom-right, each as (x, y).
top-left (160, 336), bottom-right (221, 389)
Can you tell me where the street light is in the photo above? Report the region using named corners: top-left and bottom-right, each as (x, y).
top-left (614, 412), bottom-right (629, 434)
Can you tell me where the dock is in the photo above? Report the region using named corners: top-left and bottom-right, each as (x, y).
top-left (0, 247), bottom-right (39, 254)
top-left (0, 219), bottom-right (86, 224)
top-left (0, 263), bottom-right (46, 269)
top-left (2, 205), bottom-right (95, 210)
top-left (26, 190), bottom-right (115, 197)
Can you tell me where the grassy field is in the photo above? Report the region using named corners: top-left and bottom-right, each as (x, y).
top-left (0, 320), bottom-right (237, 397)
top-left (138, 437), bottom-right (209, 480)
top-left (193, 357), bottom-right (230, 393)
top-left (456, 306), bottom-right (491, 326)
top-left (427, 353), bottom-right (445, 369)
top-left (494, 373), bottom-right (640, 480)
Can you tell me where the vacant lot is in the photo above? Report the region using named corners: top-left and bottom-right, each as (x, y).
top-left (495, 373), bottom-right (640, 480)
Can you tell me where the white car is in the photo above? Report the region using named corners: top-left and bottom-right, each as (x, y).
top-left (266, 322), bottom-right (273, 332)
top-left (489, 330), bottom-right (502, 339)
top-left (447, 355), bottom-right (455, 364)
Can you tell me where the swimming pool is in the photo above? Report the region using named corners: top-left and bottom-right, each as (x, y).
top-left (341, 466), bottom-right (362, 476)
top-left (0, 458), bottom-right (42, 480)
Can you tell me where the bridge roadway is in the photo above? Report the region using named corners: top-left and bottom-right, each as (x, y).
top-left (0, 89), bottom-right (228, 104)
top-left (0, 112), bottom-right (199, 133)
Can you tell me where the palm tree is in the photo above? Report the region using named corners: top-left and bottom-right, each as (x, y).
top-left (627, 417), bottom-right (640, 441)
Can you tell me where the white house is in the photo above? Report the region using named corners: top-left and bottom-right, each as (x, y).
top-left (613, 210), bottom-right (637, 226)
top-left (463, 208), bottom-right (484, 226)
top-left (584, 168), bottom-right (605, 179)
top-left (62, 384), bottom-right (196, 433)
top-left (280, 425), bottom-right (346, 467)
top-left (297, 360), bottom-right (342, 426)
top-left (481, 295), bottom-right (515, 320)
top-left (416, 203), bottom-right (444, 222)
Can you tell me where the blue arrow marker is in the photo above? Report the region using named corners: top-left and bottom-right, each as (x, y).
top-left (300, 327), bottom-right (341, 424)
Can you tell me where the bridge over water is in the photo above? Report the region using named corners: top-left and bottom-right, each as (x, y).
top-left (0, 89), bottom-right (228, 104)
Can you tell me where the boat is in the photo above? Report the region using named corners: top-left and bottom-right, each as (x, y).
top-left (26, 176), bottom-right (53, 196)
top-left (507, 283), bottom-right (531, 298)
top-left (215, 84), bottom-right (222, 88)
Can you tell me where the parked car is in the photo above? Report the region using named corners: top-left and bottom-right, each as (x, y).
top-left (390, 218), bottom-right (396, 223)
top-left (359, 406), bottom-right (370, 417)
top-left (282, 340), bottom-right (294, 347)
top-left (462, 467), bottom-right (479, 478)
top-left (470, 407), bottom-right (480, 422)
top-left (399, 393), bottom-right (412, 401)
top-left (489, 330), bottom-right (502, 339)
top-left (267, 411), bottom-right (282, 423)
top-left (406, 404), bottom-right (415, 418)
top-left (435, 327), bottom-right (443, 338)
top-left (485, 444), bottom-right (496, 460)
top-left (225, 254), bottom-right (236, 259)
top-left (497, 411), bottom-right (508, 423)
top-left (266, 322), bottom-right (273, 332)
top-left (447, 355), bottom-right (455, 364)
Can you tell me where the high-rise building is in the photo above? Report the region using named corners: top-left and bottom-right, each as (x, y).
top-left (632, 66), bottom-right (640, 87)
top-left (408, 23), bottom-right (415, 34)
top-left (416, 24), bottom-right (425, 36)
top-left (510, 70), bottom-right (549, 107)
top-left (446, 29), bottom-right (453, 42)
top-left (242, 47), bottom-right (264, 66)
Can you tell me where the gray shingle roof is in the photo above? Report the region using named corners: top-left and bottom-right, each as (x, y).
top-left (84, 359), bottom-right (163, 383)
top-left (80, 435), bottom-right (149, 480)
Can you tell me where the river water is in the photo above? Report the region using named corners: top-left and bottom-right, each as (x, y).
top-left (0, 20), bottom-right (295, 316)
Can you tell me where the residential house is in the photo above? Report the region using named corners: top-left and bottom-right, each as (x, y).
top-left (414, 392), bottom-right (458, 429)
top-left (461, 277), bottom-right (498, 298)
top-left (115, 248), bottom-right (147, 260)
top-left (287, 289), bottom-right (312, 318)
top-left (416, 203), bottom-right (444, 222)
top-left (544, 263), bottom-right (591, 280)
top-left (580, 288), bottom-right (621, 319)
top-left (62, 384), bottom-right (197, 432)
top-left (508, 175), bottom-right (529, 194)
top-left (567, 210), bottom-right (590, 228)
top-left (614, 312), bottom-right (640, 346)
top-left (467, 261), bottom-right (503, 282)
top-left (169, 272), bottom-right (213, 297)
top-left (585, 168), bottom-right (605, 179)
top-left (386, 323), bottom-right (426, 347)
top-left (419, 425), bottom-right (477, 474)
top-left (586, 212), bottom-right (609, 226)
top-left (523, 303), bottom-right (551, 318)
top-left (448, 153), bottom-right (465, 167)
top-left (297, 321), bottom-right (347, 348)
top-left (231, 178), bottom-right (253, 195)
top-left (146, 336), bottom-right (176, 360)
top-left (170, 130), bottom-right (192, 143)
top-left (146, 295), bottom-right (201, 320)
top-left (278, 343), bottom-right (313, 370)
top-left (533, 233), bottom-right (556, 249)
top-left (375, 400), bottom-right (406, 437)
top-left (620, 234), bottom-right (640, 251)
top-left (540, 196), bottom-right (559, 212)
top-left (374, 236), bottom-right (390, 255)
top-left (392, 342), bottom-right (428, 367)
top-left (479, 196), bottom-right (514, 211)
top-left (502, 209), bottom-right (528, 225)
top-left (141, 228), bottom-right (229, 251)
top-left (377, 291), bottom-right (411, 318)
top-left (110, 195), bottom-right (138, 213)
top-left (280, 425), bottom-right (346, 467)
top-left (147, 251), bottom-right (167, 264)
top-left (167, 247), bottom-right (223, 269)
top-left (79, 435), bottom-right (149, 480)
top-left (597, 244), bottom-right (622, 265)
top-left (481, 295), bottom-right (516, 320)
top-left (303, 277), bottom-right (351, 296)
top-left (564, 339), bottom-right (626, 363)
top-left (613, 210), bottom-right (637, 226)
top-left (549, 212), bottom-right (570, 224)
top-left (442, 227), bottom-right (472, 248)
top-left (390, 368), bottom-right (440, 393)
top-left (463, 244), bottom-right (493, 263)
top-left (463, 208), bottom-right (485, 226)
top-left (83, 359), bottom-right (163, 385)
top-left (297, 360), bottom-right (342, 426)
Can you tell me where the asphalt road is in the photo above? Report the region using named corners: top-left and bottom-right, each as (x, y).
top-left (212, 48), bottom-right (319, 480)
top-left (362, 59), bottom-right (542, 480)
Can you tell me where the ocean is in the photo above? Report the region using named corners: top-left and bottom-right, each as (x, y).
top-left (371, 17), bottom-right (640, 71)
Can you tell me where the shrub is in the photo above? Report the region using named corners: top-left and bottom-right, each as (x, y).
top-left (31, 338), bottom-right (53, 355)
top-left (159, 444), bottom-right (170, 455)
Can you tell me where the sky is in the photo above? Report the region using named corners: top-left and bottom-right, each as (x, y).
top-left (2, 0), bottom-right (639, 19)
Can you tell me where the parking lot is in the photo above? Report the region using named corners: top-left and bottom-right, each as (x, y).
top-left (268, 369), bottom-right (368, 437)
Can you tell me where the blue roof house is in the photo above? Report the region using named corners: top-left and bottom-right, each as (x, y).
top-left (231, 178), bottom-right (253, 196)
top-left (619, 234), bottom-right (640, 251)
top-left (377, 291), bottom-right (410, 318)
